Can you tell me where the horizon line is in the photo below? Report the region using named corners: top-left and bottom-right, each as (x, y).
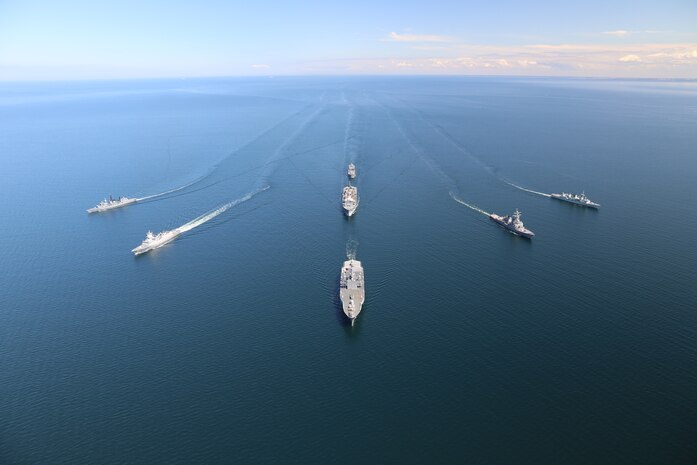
top-left (1, 74), bottom-right (697, 84)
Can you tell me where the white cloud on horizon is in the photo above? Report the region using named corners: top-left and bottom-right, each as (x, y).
top-left (602, 30), bottom-right (669, 37)
top-left (388, 32), bottom-right (450, 43)
top-left (304, 42), bottom-right (697, 78)
top-left (604, 30), bottom-right (630, 37)
top-left (251, 64), bottom-right (270, 68)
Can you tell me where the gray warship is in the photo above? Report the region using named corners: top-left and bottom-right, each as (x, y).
top-left (340, 259), bottom-right (365, 324)
top-left (550, 191), bottom-right (600, 208)
top-left (87, 195), bottom-right (137, 213)
top-left (131, 229), bottom-right (182, 255)
top-left (489, 209), bottom-right (535, 238)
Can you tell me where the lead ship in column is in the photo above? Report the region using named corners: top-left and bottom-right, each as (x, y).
top-left (340, 259), bottom-right (365, 324)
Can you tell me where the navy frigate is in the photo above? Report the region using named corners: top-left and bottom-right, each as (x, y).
top-left (87, 195), bottom-right (137, 213)
top-left (550, 191), bottom-right (600, 208)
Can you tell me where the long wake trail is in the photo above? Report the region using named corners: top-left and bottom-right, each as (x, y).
top-left (375, 96), bottom-right (491, 217)
top-left (394, 97), bottom-right (558, 200)
top-left (501, 180), bottom-right (551, 197)
top-left (136, 173), bottom-right (211, 201)
top-left (176, 185), bottom-right (270, 234)
top-left (449, 191), bottom-right (490, 216)
top-left (92, 103), bottom-right (320, 213)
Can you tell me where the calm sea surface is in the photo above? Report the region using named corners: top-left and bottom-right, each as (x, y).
top-left (1, 77), bottom-right (696, 464)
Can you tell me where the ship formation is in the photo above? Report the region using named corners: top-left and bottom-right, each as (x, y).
top-left (550, 191), bottom-right (600, 208)
top-left (87, 195), bottom-right (137, 213)
top-left (339, 164), bottom-right (366, 324)
top-left (490, 209), bottom-right (535, 238)
top-left (87, 150), bottom-right (604, 327)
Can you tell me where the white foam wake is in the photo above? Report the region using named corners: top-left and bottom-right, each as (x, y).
top-left (136, 173), bottom-right (210, 202)
top-left (345, 238), bottom-right (359, 261)
top-left (449, 191), bottom-right (490, 216)
top-left (502, 180), bottom-right (551, 197)
top-left (176, 185), bottom-right (270, 234)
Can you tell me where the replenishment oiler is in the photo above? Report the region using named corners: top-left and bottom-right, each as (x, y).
top-left (489, 209), bottom-right (535, 238)
top-left (347, 163), bottom-right (356, 179)
top-left (340, 259), bottom-right (365, 324)
top-left (550, 191), bottom-right (600, 208)
top-left (342, 185), bottom-right (359, 216)
top-left (132, 229), bottom-right (182, 255)
top-left (87, 195), bottom-right (137, 213)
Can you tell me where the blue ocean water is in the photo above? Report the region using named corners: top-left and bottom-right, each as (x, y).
top-left (1, 77), bottom-right (696, 464)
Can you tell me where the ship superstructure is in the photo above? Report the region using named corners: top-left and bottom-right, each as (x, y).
top-left (342, 185), bottom-right (359, 216)
top-left (550, 192), bottom-right (600, 208)
top-left (340, 259), bottom-right (365, 323)
top-left (131, 229), bottom-right (182, 255)
top-left (87, 195), bottom-right (137, 213)
top-left (347, 163), bottom-right (356, 179)
top-left (489, 209), bottom-right (535, 238)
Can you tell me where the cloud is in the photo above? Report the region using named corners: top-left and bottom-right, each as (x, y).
top-left (284, 43), bottom-right (697, 78)
top-left (647, 49), bottom-right (697, 61)
top-left (320, 44), bottom-right (697, 78)
top-left (604, 30), bottom-right (630, 37)
top-left (388, 32), bottom-right (449, 43)
top-left (517, 60), bottom-right (538, 66)
top-left (251, 64), bottom-right (270, 68)
top-left (603, 30), bottom-right (669, 37)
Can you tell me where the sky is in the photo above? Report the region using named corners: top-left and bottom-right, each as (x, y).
top-left (0, 0), bottom-right (696, 80)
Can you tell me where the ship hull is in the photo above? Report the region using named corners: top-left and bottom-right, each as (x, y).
top-left (340, 260), bottom-right (365, 321)
top-left (87, 198), bottom-right (137, 213)
top-left (550, 194), bottom-right (600, 208)
top-left (489, 215), bottom-right (534, 238)
top-left (344, 204), bottom-right (358, 217)
top-left (132, 231), bottom-right (182, 255)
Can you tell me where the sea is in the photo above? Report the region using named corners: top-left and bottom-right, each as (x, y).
top-left (1, 76), bottom-right (696, 464)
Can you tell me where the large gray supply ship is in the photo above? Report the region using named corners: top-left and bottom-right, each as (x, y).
top-left (340, 259), bottom-right (365, 323)
top-left (87, 195), bottom-right (137, 213)
top-left (550, 192), bottom-right (600, 208)
top-left (342, 185), bottom-right (359, 216)
top-left (489, 209), bottom-right (535, 238)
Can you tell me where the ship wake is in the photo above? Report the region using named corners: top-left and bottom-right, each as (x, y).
top-left (378, 97), bottom-right (492, 219)
top-left (135, 186), bottom-right (270, 255)
top-left (177, 185), bottom-right (270, 234)
top-left (345, 238), bottom-right (359, 260)
top-left (449, 191), bottom-right (490, 216)
top-left (502, 180), bottom-right (551, 197)
top-left (136, 172), bottom-right (212, 202)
